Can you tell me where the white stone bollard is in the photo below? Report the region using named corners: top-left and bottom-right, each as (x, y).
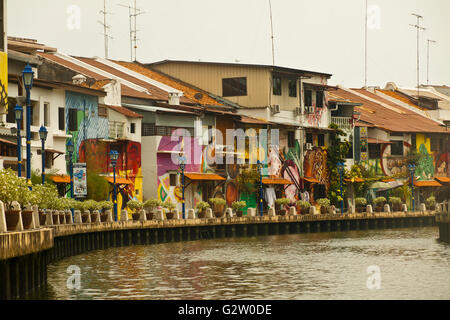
top-left (64, 210), bottom-right (73, 224)
top-left (45, 209), bottom-right (54, 225)
top-left (91, 210), bottom-right (101, 223)
top-left (155, 208), bottom-right (165, 220)
top-left (74, 210), bottom-right (82, 224)
top-left (205, 208), bottom-right (213, 219)
top-left (120, 209), bottom-right (129, 222)
top-left (348, 204), bottom-right (355, 214)
top-left (401, 204), bottom-right (408, 212)
top-left (309, 206), bottom-right (317, 215)
top-left (268, 207), bottom-right (276, 216)
top-left (187, 209), bottom-right (196, 219)
top-left (105, 209), bottom-right (114, 222)
top-left (384, 204), bottom-right (391, 213)
top-left (172, 210), bottom-right (181, 220)
top-left (419, 203), bottom-right (426, 213)
top-left (0, 200), bottom-right (7, 233)
top-left (247, 207), bottom-right (256, 217)
top-left (138, 209), bottom-right (147, 221)
top-left (59, 210), bottom-right (67, 224)
top-left (366, 205), bottom-right (373, 214)
top-left (225, 208), bottom-right (233, 218)
top-left (288, 206), bottom-right (296, 216)
top-left (30, 205), bottom-right (39, 228)
top-left (10, 202), bottom-right (24, 231)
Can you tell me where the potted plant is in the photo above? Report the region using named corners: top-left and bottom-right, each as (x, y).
top-left (355, 197), bottom-right (367, 213)
top-left (426, 196), bottom-right (436, 211)
top-left (373, 196), bottom-right (386, 212)
top-left (209, 197), bottom-right (226, 218)
top-left (317, 198), bottom-right (331, 214)
top-left (28, 183), bottom-right (57, 225)
top-left (196, 201), bottom-right (210, 218)
top-left (127, 200), bottom-right (144, 221)
top-left (0, 169), bottom-right (31, 230)
top-left (81, 200), bottom-right (99, 222)
top-left (99, 201), bottom-right (113, 222)
top-left (388, 197), bottom-right (402, 212)
top-left (296, 200), bottom-right (311, 215)
top-left (232, 201), bottom-right (246, 217)
top-left (143, 198), bottom-right (161, 220)
top-left (163, 199), bottom-right (176, 219)
top-left (275, 198), bottom-right (290, 215)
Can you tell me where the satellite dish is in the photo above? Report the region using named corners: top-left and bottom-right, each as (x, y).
top-left (194, 93), bottom-right (203, 100)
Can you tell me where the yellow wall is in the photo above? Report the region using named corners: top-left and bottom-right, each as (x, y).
top-left (0, 51), bottom-right (7, 114)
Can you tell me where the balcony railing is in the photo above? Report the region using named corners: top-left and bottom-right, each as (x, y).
top-left (109, 121), bottom-right (125, 139)
top-left (331, 116), bottom-right (353, 130)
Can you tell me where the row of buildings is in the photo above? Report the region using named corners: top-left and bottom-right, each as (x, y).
top-left (0, 36), bottom-right (449, 214)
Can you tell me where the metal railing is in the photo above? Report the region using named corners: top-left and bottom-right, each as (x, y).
top-left (331, 116), bottom-right (353, 129)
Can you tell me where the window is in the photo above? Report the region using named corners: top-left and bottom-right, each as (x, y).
top-left (316, 91), bottom-right (324, 108)
top-left (317, 134), bottom-right (325, 147)
top-left (44, 103), bottom-right (49, 126)
top-left (390, 141), bottom-right (403, 156)
top-left (369, 144), bottom-right (380, 159)
top-left (272, 76), bottom-right (282, 95)
top-left (222, 77), bottom-right (247, 97)
top-left (130, 123), bottom-right (136, 134)
top-left (306, 132), bottom-right (313, 144)
top-left (169, 173), bottom-right (177, 186)
top-left (288, 131), bottom-right (295, 148)
top-left (68, 108), bottom-right (78, 131)
top-left (305, 90), bottom-right (312, 106)
top-left (346, 142), bottom-right (353, 159)
top-left (430, 137), bottom-right (439, 152)
top-left (98, 105), bottom-right (108, 118)
top-left (288, 79), bottom-right (297, 97)
top-left (58, 108), bottom-right (65, 131)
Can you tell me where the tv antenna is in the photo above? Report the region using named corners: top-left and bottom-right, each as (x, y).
top-left (99, 0), bottom-right (113, 59)
top-left (410, 13), bottom-right (426, 103)
top-left (426, 39), bottom-right (437, 85)
top-left (118, 0), bottom-right (145, 62)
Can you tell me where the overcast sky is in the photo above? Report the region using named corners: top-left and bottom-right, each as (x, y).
top-left (6, 0), bottom-right (450, 88)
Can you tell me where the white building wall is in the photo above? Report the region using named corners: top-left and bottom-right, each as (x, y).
top-left (141, 136), bottom-right (160, 201)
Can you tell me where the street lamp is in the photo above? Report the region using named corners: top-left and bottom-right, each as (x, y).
top-left (179, 153), bottom-right (186, 219)
top-left (337, 162), bottom-right (345, 214)
top-left (408, 163), bottom-right (416, 212)
top-left (13, 105), bottom-right (23, 177)
top-left (66, 139), bottom-right (74, 199)
top-left (109, 150), bottom-right (119, 221)
top-left (257, 160), bottom-right (263, 216)
top-left (22, 64), bottom-right (34, 186)
top-left (39, 126), bottom-right (48, 184)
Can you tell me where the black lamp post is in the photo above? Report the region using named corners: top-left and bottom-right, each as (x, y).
top-left (109, 150), bottom-right (119, 221)
top-left (39, 126), bottom-right (48, 184)
top-left (257, 160), bottom-right (263, 216)
top-left (337, 161), bottom-right (345, 214)
top-left (179, 153), bottom-right (186, 219)
top-left (408, 163), bottom-right (416, 212)
top-left (22, 64), bottom-right (34, 186)
top-left (12, 105), bottom-right (23, 177)
top-left (66, 139), bottom-right (74, 199)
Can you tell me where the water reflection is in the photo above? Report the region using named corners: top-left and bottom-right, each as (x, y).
top-left (33, 227), bottom-right (449, 300)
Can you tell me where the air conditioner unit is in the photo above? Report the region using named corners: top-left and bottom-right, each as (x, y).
top-left (305, 143), bottom-right (313, 150)
top-left (271, 105), bottom-right (280, 114)
top-left (305, 106), bottom-right (314, 114)
top-left (294, 107), bottom-right (302, 116)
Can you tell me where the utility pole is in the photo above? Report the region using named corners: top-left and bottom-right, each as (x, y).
top-left (99, 0), bottom-right (113, 59)
top-left (364, 0), bottom-right (368, 89)
top-left (118, 1), bottom-right (144, 62)
top-left (427, 39), bottom-right (436, 85)
top-left (410, 13), bottom-right (426, 105)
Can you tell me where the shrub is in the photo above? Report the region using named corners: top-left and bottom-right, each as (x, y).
top-left (195, 201), bottom-right (210, 212)
top-left (143, 198), bottom-right (162, 210)
top-left (231, 201), bottom-right (246, 211)
top-left (127, 200), bottom-right (143, 211)
top-left (163, 199), bottom-right (176, 211)
top-left (0, 168), bottom-right (31, 210)
top-left (355, 197), bottom-right (367, 208)
top-left (275, 198), bottom-right (290, 206)
top-left (373, 197), bottom-right (386, 207)
top-left (316, 198), bottom-right (331, 207)
top-left (82, 199), bottom-right (101, 212)
top-left (209, 198), bottom-right (226, 206)
top-left (296, 200), bottom-right (311, 209)
top-left (86, 170), bottom-right (109, 201)
top-left (99, 201), bottom-right (113, 211)
top-left (426, 196), bottom-right (436, 208)
top-left (388, 197), bottom-right (402, 206)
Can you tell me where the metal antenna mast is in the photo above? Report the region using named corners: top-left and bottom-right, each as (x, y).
top-left (410, 13), bottom-right (426, 104)
top-left (426, 39), bottom-right (436, 85)
top-left (268, 0), bottom-right (275, 66)
top-left (118, 1), bottom-right (144, 62)
top-left (364, 0), bottom-right (368, 89)
top-left (99, 0), bottom-right (113, 59)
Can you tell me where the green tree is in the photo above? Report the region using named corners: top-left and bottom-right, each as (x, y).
top-left (86, 169), bottom-right (109, 201)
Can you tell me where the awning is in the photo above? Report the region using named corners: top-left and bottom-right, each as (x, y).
top-left (50, 175), bottom-right (71, 184)
top-left (105, 176), bottom-right (133, 185)
top-left (37, 148), bottom-right (65, 155)
top-left (367, 138), bottom-right (392, 144)
top-left (302, 177), bottom-right (320, 183)
top-left (184, 173), bottom-right (226, 181)
top-left (303, 83), bottom-right (337, 91)
top-left (413, 180), bottom-right (442, 187)
top-left (435, 176), bottom-right (450, 184)
top-left (0, 138), bottom-right (16, 145)
top-left (262, 178), bottom-right (293, 185)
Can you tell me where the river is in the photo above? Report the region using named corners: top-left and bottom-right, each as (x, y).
top-left (31, 227), bottom-right (449, 300)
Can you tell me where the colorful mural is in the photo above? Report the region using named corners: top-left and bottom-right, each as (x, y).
top-left (303, 147), bottom-right (329, 188)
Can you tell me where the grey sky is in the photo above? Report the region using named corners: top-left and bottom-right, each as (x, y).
top-left (6, 0), bottom-right (450, 88)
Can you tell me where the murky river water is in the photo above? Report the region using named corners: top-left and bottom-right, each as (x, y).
top-left (32, 227), bottom-right (449, 300)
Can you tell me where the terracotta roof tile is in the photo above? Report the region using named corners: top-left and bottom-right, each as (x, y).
top-left (105, 105), bottom-right (143, 118)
